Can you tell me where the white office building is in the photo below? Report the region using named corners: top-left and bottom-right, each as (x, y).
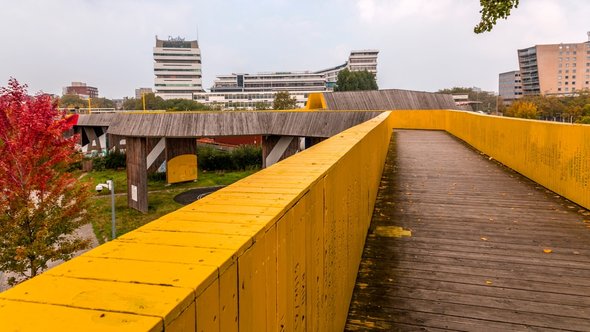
top-left (154, 36), bottom-right (204, 100)
top-left (195, 50), bottom-right (379, 109)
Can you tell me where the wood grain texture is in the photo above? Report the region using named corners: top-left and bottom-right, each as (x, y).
top-left (101, 111), bottom-right (382, 138)
top-left (323, 89), bottom-right (458, 111)
top-left (345, 130), bottom-right (590, 331)
top-left (126, 137), bottom-right (148, 213)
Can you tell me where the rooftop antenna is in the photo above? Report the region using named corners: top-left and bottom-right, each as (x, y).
top-left (587, 31), bottom-right (590, 42)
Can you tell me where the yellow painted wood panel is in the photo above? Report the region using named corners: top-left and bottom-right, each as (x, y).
top-left (168, 154), bottom-right (198, 184)
top-left (0, 275), bottom-right (193, 325)
top-left (118, 229), bottom-right (252, 253)
top-left (45, 256), bottom-right (217, 294)
top-left (305, 180), bottom-right (325, 332)
top-left (82, 241), bottom-right (235, 269)
top-left (0, 299), bottom-right (163, 332)
top-left (168, 302), bottom-right (196, 332)
top-left (196, 279), bottom-right (219, 332)
top-left (263, 224), bottom-right (278, 330)
top-left (219, 263), bottom-right (239, 332)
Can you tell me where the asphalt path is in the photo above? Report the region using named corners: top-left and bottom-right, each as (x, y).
top-left (173, 186), bottom-right (225, 205)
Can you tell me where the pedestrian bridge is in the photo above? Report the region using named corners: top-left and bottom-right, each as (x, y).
top-left (1, 109), bottom-right (589, 331)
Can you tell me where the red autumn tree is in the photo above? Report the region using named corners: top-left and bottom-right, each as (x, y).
top-left (0, 79), bottom-right (91, 285)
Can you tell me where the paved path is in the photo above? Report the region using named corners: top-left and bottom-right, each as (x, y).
top-left (346, 130), bottom-right (590, 331)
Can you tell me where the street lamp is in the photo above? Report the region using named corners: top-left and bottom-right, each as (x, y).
top-left (95, 180), bottom-right (116, 240)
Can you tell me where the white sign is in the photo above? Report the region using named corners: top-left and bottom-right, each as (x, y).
top-left (131, 185), bottom-right (138, 202)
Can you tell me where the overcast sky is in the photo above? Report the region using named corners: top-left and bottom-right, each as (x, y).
top-left (1, 0), bottom-right (588, 99)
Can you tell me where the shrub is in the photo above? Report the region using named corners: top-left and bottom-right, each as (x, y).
top-left (105, 150), bottom-right (126, 169)
top-left (197, 145), bottom-right (261, 171)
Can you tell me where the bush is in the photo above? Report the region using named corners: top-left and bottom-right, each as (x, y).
top-left (147, 172), bottom-right (166, 182)
top-left (92, 156), bottom-right (106, 171)
top-left (105, 150), bottom-right (126, 169)
top-left (232, 145), bottom-right (262, 170)
top-left (197, 145), bottom-right (261, 171)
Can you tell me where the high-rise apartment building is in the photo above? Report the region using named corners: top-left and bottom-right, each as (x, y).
top-left (518, 33), bottom-right (590, 96)
top-left (153, 36), bottom-right (203, 100)
top-left (62, 82), bottom-right (98, 99)
top-left (498, 70), bottom-right (523, 104)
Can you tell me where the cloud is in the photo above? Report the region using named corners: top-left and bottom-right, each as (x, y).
top-left (356, 0), bottom-right (463, 23)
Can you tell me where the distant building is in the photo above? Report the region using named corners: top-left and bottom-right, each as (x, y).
top-left (498, 70), bottom-right (523, 105)
top-left (135, 88), bottom-right (153, 99)
top-left (517, 33), bottom-right (590, 96)
top-left (154, 36), bottom-right (204, 100)
top-left (63, 82), bottom-right (98, 99)
top-left (196, 50), bottom-right (379, 109)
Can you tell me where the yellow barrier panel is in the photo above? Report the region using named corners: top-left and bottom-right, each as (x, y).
top-left (391, 109), bottom-right (590, 210)
top-left (167, 154), bottom-right (198, 184)
top-left (305, 92), bottom-right (327, 110)
top-left (0, 112), bottom-right (393, 331)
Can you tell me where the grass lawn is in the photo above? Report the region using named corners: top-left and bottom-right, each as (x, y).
top-left (85, 169), bottom-right (258, 243)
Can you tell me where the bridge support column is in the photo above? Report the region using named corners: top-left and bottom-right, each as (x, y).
top-left (126, 137), bottom-right (149, 213)
top-left (262, 135), bottom-right (299, 168)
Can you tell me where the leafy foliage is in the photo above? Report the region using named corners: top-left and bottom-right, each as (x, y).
top-left (273, 91), bottom-right (297, 110)
top-left (122, 93), bottom-right (209, 111)
top-left (197, 145), bottom-right (262, 171)
top-left (505, 100), bottom-right (538, 119)
top-left (474, 0), bottom-right (520, 34)
top-left (58, 94), bottom-right (87, 109)
top-left (59, 95), bottom-right (114, 110)
top-left (0, 79), bottom-right (91, 285)
top-left (509, 91), bottom-right (590, 122)
top-left (334, 69), bottom-right (378, 92)
top-left (438, 87), bottom-right (498, 113)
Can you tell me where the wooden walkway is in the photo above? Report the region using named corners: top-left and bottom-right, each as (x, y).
top-left (345, 130), bottom-right (590, 331)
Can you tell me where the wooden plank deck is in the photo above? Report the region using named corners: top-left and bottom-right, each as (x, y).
top-left (345, 130), bottom-right (590, 331)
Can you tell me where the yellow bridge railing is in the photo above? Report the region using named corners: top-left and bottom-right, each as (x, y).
top-left (0, 112), bottom-right (393, 331)
top-left (393, 110), bottom-right (590, 210)
top-left (1, 109), bottom-right (589, 331)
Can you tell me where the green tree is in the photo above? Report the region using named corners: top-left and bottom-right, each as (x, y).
top-left (254, 101), bottom-right (271, 110)
top-left (122, 93), bottom-right (165, 110)
top-left (505, 100), bottom-right (538, 119)
top-left (89, 97), bottom-right (114, 109)
top-left (0, 79), bottom-right (91, 285)
top-left (163, 98), bottom-right (209, 111)
top-left (122, 97), bottom-right (137, 110)
top-left (59, 94), bottom-right (87, 109)
top-left (474, 0), bottom-right (520, 34)
top-left (438, 87), bottom-right (498, 113)
top-left (273, 91), bottom-right (297, 110)
top-left (334, 69), bottom-right (378, 92)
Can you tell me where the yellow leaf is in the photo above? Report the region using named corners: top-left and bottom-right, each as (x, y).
top-left (480, 237), bottom-right (488, 241)
top-left (485, 280), bottom-right (493, 285)
top-left (543, 249), bottom-right (552, 254)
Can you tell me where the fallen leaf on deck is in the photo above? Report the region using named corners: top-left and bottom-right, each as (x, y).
top-left (485, 280), bottom-right (493, 285)
top-left (543, 249), bottom-right (553, 254)
top-left (480, 237), bottom-right (488, 241)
